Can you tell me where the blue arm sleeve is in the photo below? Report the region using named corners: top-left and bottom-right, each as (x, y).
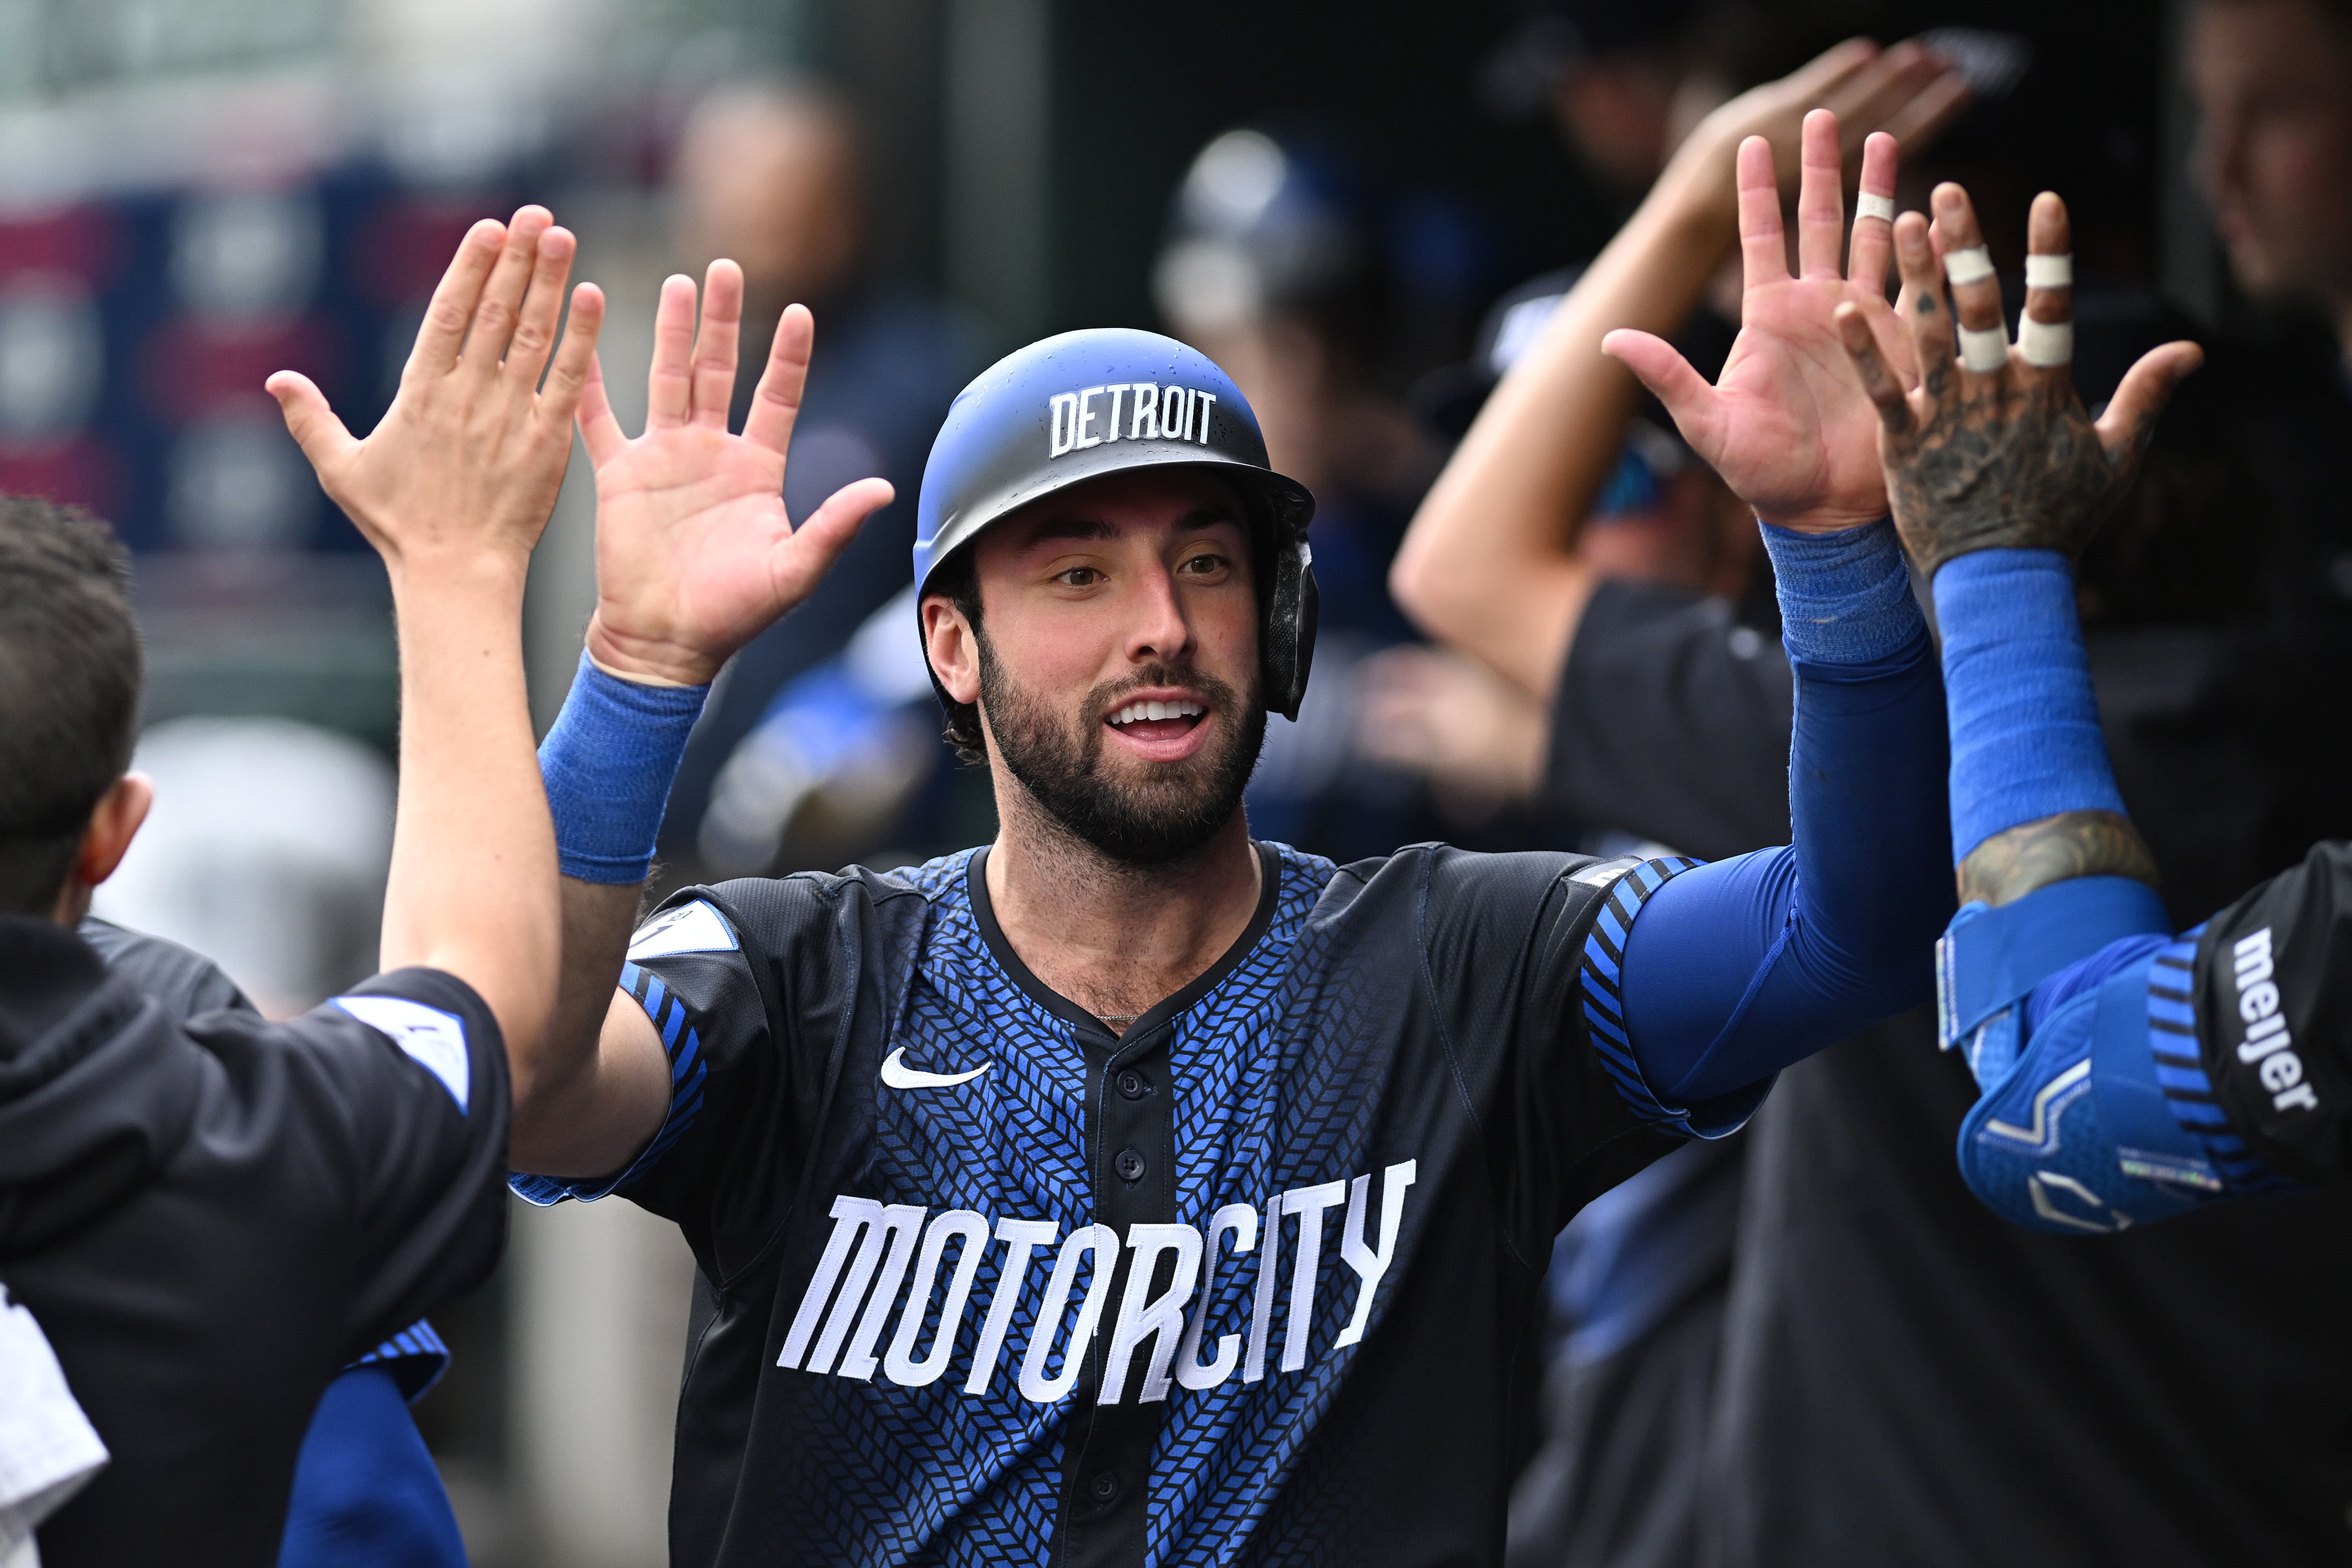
top-left (1614, 521), bottom-right (1953, 1110)
top-left (278, 1365), bottom-right (466, 1568)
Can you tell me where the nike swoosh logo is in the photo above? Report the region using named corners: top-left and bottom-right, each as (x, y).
top-left (880, 1047), bottom-right (992, 1090)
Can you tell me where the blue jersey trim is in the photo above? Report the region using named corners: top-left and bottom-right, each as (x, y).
top-left (350, 1319), bottom-right (450, 1403)
top-left (2146, 926), bottom-right (2295, 1196)
top-left (1576, 856), bottom-right (1715, 1137)
top-left (510, 958), bottom-right (711, 1207)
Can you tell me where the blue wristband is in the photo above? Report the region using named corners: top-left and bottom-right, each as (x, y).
top-left (538, 651), bottom-right (709, 884)
top-left (1932, 548), bottom-right (2125, 865)
top-left (1759, 518), bottom-right (1923, 666)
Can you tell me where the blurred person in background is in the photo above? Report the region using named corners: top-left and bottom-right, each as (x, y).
top-left (1402, 20), bottom-right (2352, 1568)
top-left (1, 203), bottom-right (591, 1567)
top-left (658, 78), bottom-right (985, 871)
top-left (1401, 31), bottom-right (1968, 1568)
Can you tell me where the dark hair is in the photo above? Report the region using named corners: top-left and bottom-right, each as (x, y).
top-left (923, 546), bottom-right (990, 766)
top-left (0, 497), bottom-right (141, 914)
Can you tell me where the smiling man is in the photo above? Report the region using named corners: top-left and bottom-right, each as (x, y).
top-left (514, 125), bottom-right (1955, 1567)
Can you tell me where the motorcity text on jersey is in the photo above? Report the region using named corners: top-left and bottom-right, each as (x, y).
top-left (779, 1161), bottom-right (1416, 1405)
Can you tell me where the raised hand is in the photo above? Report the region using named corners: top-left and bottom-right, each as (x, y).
top-left (578, 263), bottom-right (896, 687)
top-left (1605, 112), bottom-right (1911, 534)
top-left (268, 207), bottom-right (601, 575)
top-left (1834, 183), bottom-right (2204, 576)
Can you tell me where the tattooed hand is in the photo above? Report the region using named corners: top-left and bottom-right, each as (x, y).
top-left (1833, 183), bottom-right (2204, 578)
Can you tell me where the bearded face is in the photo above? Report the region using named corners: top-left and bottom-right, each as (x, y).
top-left (978, 635), bottom-right (1265, 866)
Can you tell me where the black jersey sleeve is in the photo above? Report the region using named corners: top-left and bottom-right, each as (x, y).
top-left (511, 877), bottom-right (857, 1278)
top-left (1415, 848), bottom-right (1689, 1253)
top-left (2191, 840), bottom-right (2352, 1180)
top-left (198, 966), bottom-right (513, 1358)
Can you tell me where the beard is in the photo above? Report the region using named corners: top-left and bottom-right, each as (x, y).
top-left (977, 634), bottom-right (1265, 867)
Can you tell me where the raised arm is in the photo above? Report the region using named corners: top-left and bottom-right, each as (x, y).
top-left (1830, 180), bottom-right (2292, 1233)
top-left (1571, 113), bottom-right (1955, 1130)
top-left (1392, 38), bottom-right (1967, 702)
top-left (268, 209), bottom-right (600, 1076)
top-left (513, 263), bottom-right (894, 1180)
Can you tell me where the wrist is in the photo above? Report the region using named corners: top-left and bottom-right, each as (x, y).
top-left (1760, 516), bottom-right (1924, 666)
top-left (386, 549), bottom-right (529, 605)
top-left (585, 609), bottom-right (726, 689)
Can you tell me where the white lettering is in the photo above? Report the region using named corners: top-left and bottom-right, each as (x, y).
top-left (883, 1209), bottom-right (991, 1388)
top-left (1176, 1202), bottom-right (1256, 1390)
top-left (1280, 1180), bottom-right (1347, 1373)
top-left (779, 1196), bottom-right (885, 1371)
top-left (1166, 386), bottom-right (1193, 441)
top-left (1103, 384), bottom-right (1130, 442)
top-left (1335, 1160), bottom-right (1417, 1348)
top-left (2239, 981), bottom-right (2279, 1022)
top-left (1244, 1192), bottom-right (1282, 1383)
top-left (2261, 1052), bottom-right (2304, 1093)
top-left (1018, 1223), bottom-right (1120, 1403)
top-left (964, 1218), bottom-right (1059, 1396)
top-left (1100, 1223), bottom-right (1203, 1404)
top-left (1049, 392), bottom-right (1079, 457)
top-left (2239, 1024), bottom-right (2292, 1063)
top-left (2233, 927), bottom-right (2274, 985)
top-left (1076, 386), bottom-right (1106, 448)
top-left (2276, 1083), bottom-right (2321, 1112)
top-left (1130, 383), bottom-right (1159, 439)
top-left (1194, 391), bottom-right (1218, 444)
top-left (832, 1204), bottom-right (927, 1380)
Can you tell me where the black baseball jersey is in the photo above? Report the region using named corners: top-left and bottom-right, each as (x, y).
top-left (515, 842), bottom-right (1738, 1566)
top-left (0, 917), bottom-right (510, 1568)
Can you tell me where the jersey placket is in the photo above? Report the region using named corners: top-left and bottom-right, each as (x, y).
top-left (1049, 1008), bottom-right (1178, 1567)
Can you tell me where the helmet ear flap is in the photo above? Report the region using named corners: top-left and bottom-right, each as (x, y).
top-left (1262, 526), bottom-right (1317, 722)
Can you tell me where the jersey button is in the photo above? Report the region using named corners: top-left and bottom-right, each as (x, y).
top-left (1116, 1069), bottom-right (1148, 1100)
top-left (1114, 1148), bottom-right (1147, 1182)
top-left (1089, 1471), bottom-right (1120, 1503)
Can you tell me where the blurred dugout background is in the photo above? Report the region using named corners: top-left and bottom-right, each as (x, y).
top-left (0, 0), bottom-right (2201, 1562)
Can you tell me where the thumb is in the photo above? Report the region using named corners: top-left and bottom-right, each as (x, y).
top-left (266, 371), bottom-right (359, 475)
top-left (2095, 340), bottom-right (2203, 472)
top-left (774, 476), bottom-right (895, 602)
top-left (1601, 330), bottom-right (1722, 455)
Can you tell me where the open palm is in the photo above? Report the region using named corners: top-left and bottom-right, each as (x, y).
top-left (580, 264), bottom-right (894, 687)
top-left (1607, 114), bottom-right (1913, 534)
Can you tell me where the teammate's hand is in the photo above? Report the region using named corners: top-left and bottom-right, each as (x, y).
top-left (268, 208), bottom-right (600, 577)
top-left (1833, 183), bottom-right (2204, 576)
top-left (1650, 37), bottom-right (1969, 233)
top-left (1605, 113), bottom-right (1909, 534)
top-left (577, 263), bottom-right (895, 688)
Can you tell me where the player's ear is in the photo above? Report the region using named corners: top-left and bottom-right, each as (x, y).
top-left (59, 773), bottom-right (154, 916)
top-left (922, 595), bottom-right (982, 706)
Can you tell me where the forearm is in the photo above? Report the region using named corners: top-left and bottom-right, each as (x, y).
top-left (512, 653), bottom-right (705, 1163)
top-left (1394, 194), bottom-right (1727, 698)
top-left (380, 557), bottom-right (558, 1069)
top-left (1613, 521), bottom-right (1952, 1107)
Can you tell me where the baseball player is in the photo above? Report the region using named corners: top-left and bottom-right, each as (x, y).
top-left (1827, 172), bottom-right (2344, 1237)
top-left (515, 124), bottom-right (1951, 1564)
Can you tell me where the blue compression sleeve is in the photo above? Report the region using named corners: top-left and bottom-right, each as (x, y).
top-left (1615, 521), bottom-right (1952, 1109)
top-left (1935, 549), bottom-right (2126, 862)
top-left (539, 651), bottom-right (710, 884)
top-left (278, 1366), bottom-right (466, 1568)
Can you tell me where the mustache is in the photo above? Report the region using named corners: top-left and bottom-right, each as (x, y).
top-left (1082, 664), bottom-right (1239, 725)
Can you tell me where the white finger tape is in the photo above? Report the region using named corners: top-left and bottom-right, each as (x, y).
top-left (1943, 246), bottom-right (1996, 286)
top-left (2024, 253), bottom-right (2073, 289)
top-left (1959, 323), bottom-right (2010, 372)
top-left (2018, 315), bottom-right (2074, 367)
top-left (1856, 192), bottom-right (1897, 224)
